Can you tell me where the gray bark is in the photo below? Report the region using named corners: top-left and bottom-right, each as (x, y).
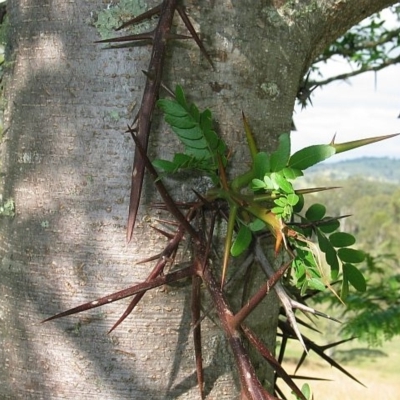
top-left (0, 0), bottom-right (396, 399)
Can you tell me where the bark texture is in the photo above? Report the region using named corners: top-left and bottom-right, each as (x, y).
top-left (0, 0), bottom-right (396, 399)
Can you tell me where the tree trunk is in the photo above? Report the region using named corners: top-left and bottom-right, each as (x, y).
top-left (0, 0), bottom-right (396, 399)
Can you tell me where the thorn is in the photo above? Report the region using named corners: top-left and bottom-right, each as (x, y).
top-left (176, 5), bottom-right (214, 69)
top-left (116, 4), bottom-right (163, 31)
top-left (151, 225), bottom-right (175, 239)
top-left (95, 31), bottom-right (155, 44)
top-left (191, 189), bottom-right (210, 206)
top-left (136, 253), bottom-right (162, 264)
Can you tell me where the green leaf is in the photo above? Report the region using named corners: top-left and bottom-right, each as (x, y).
top-left (164, 113), bottom-right (197, 129)
top-left (289, 144), bottom-right (335, 170)
top-left (305, 203), bottom-right (326, 221)
top-left (282, 167), bottom-right (303, 180)
top-left (231, 225), bottom-right (252, 257)
top-left (175, 84), bottom-right (188, 110)
top-left (157, 98), bottom-right (187, 117)
top-left (300, 383), bottom-right (312, 400)
top-left (286, 193), bottom-right (299, 206)
top-left (252, 178), bottom-right (267, 190)
top-left (254, 152), bottom-right (270, 179)
top-left (264, 175), bottom-right (277, 190)
top-left (248, 219), bottom-right (266, 232)
top-left (341, 276), bottom-right (349, 300)
top-left (274, 197), bottom-right (287, 207)
top-left (343, 263), bottom-right (367, 292)
top-left (158, 86), bottom-right (227, 166)
top-left (271, 206), bottom-right (284, 215)
top-left (325, 243), bottom-right (339, 278)
top-left (270, 133), bottom-right (290, 172)
top-left (308, 277), bottom-right (327, 291)
top-left (316, 229), bottom-right (330, 252)
top-left (318, 217), bottom-right (340, 233)
top-left (293, 194), bottom-right (304, 213)
top-left (271, 172), bottom-right (294, 193)
top-left (338, 248), bottom-right (365, 263)
top-left (329, 232), bottom-right (356, 248)
top-left (152, 159), bottom-right (178, 173)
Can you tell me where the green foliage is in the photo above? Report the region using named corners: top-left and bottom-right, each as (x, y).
top-left (318, 7), bottom-right (400, 70)
top-left (314, 253), bottom-right (400, 346)
top-left (155, 85), bottom-right (395, 302)
top-left (231, 224), bottom-right (252, 257)
top-left (289, 145), bottom-right (335, 170)
top-left (294, 383), bottom-right (312, 400)
top-left (155, 85), bottom-right (226, 183)
top-left (302, 163), bottom-right (400, 345)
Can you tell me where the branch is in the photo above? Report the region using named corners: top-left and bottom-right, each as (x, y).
top-left (311, 53), bottom-right (400, 87)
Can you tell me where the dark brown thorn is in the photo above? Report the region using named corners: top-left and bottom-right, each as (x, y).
top-left (153, 218), bottom-right (180, 226)
top-left (108, 294), bottom-right (143, 334)
top-left (42, 267), bottom-right (193, 324)
top-left (129, 126), bottom-right (200, 242)
top-left (287, 375), bottom-right (332, 382)
top-left (136, 253), bottom-right (163, 264)
top-left (191, 189), bottom-right (210, 206)
top-left (280, 319), bottom-right (365, 386)
top-left (230, 258), bottom-right (291, 329)
top-left (151, 225), bottom-right (175, 239)
top-left (176, 5), bottom-right (214, 69)
top-left (241, 325), bottom-right (307, 400)
top-left (109, 218), bottom-right (189, 333)
top-left (95, 31), bottom-right (155, 44)
top-left (116, 4), bottom-right (163, 31)
top-left (126, 0), bottom-right (179, 243)
top-left (191, 275), bottom-right (204, 399)
top-left (141, 70), bottom-right (176, 97)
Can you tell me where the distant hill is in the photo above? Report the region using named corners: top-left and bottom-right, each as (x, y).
top-left (306, 157), bottom-right (400, 184)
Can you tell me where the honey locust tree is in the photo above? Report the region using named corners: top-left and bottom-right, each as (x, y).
top-left (0, 0), bottom-right (398, 399)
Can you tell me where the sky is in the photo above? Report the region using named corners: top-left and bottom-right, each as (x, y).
top-left (291, 10), bottom-right (400, 162)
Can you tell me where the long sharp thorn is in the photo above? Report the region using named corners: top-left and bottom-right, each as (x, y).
top-left (151, 225), bottom-right (175, 239)
top-left (191, 189), bottom-right (210, 206)
top-left (108, 295), bottom-right (142, 333)
top-left (176, 5), bottom-right (214, 68)
top-left (221, 205), bottom-right (237, 288)
top-left (126, 0), bottom-right (179, 243)
top-left (192, 275), bottom-right (204, 399)
top-left (255, 240), bottom-right (308, 352)
top-left (116, 4), bottom-right (163, 31)
top-left (282, 319), bottom-right (365, 386)
top-left (136, 253), bottom-right (163, 264)
top-left (95, 32), bottom-right (155, 44)
top-left (289, 299), bottom-right (342, 323)
top-left (42, 267), bottom-right (193, 323)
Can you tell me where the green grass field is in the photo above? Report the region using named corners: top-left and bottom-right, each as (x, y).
top-left (278, 334), bottom-right (400, 399)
